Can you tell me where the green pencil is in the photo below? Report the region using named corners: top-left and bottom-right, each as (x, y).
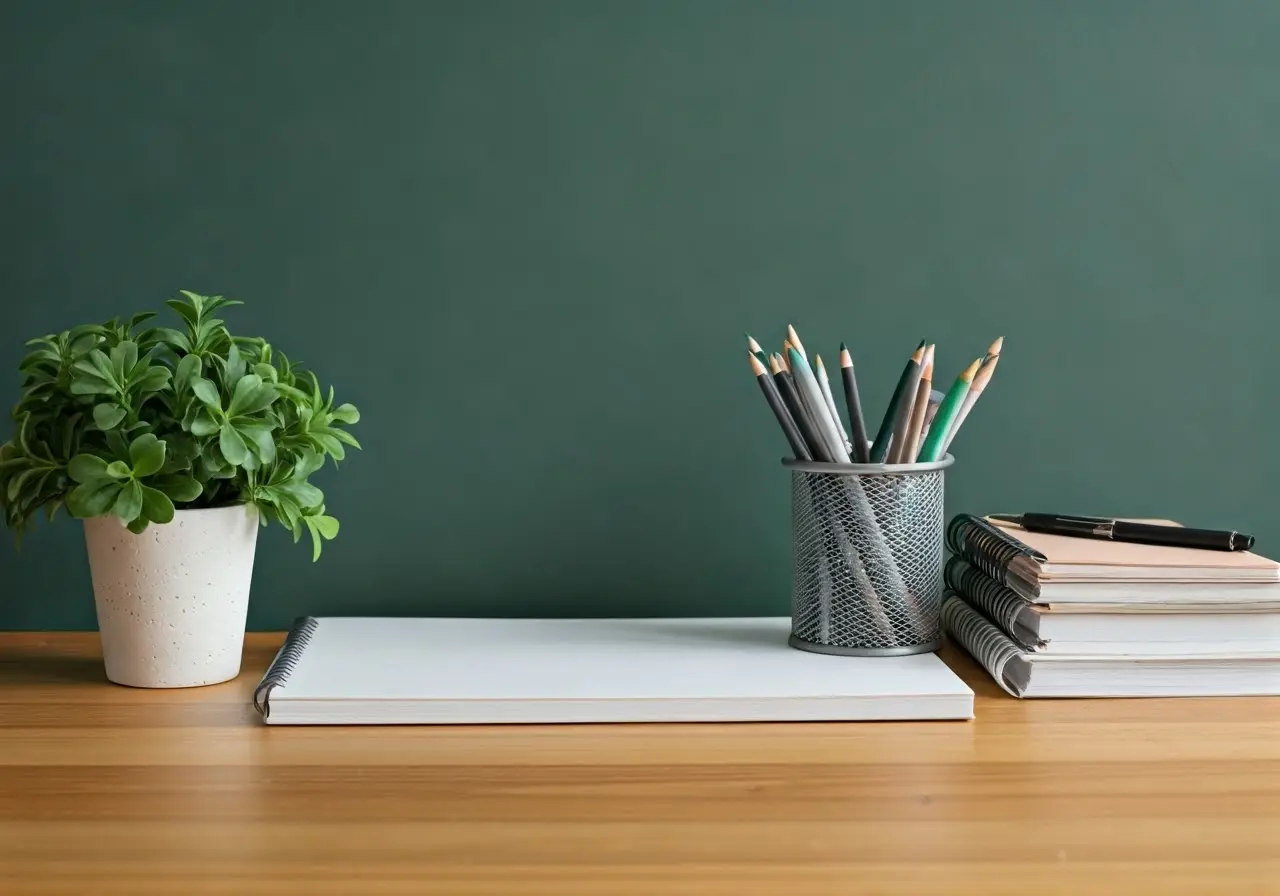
top-left (868, 340), bottom-right (925, 463)
top-left (917, 357), bottom-right (982, 462)
top-left (745, 333), bottom-right (768, 367)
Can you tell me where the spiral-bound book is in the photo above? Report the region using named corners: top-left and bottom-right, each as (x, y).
top-left (947, 514), bottom-right (1280, 604)
top-left (252, 616), bottom-right (974, 724)
top-left (942, 595), bottom-right (1280, 697)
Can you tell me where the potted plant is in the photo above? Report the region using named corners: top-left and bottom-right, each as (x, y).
top-left (0, 291), bottom-right (360, 688)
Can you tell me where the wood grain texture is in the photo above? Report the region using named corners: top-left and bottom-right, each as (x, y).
top-left (1, 633), bottom-right (1278, 895)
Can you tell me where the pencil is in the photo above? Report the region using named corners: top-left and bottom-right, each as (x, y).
top-left (900, 344), bottom-right (934, 463)
top-left (985, 335), bottom-right (1003, 360)
top-left (917, 357), bottom-right (982, 462)
top-left (786, 324), bottom-right (808, 362)
top-left (771, 354), bottom-right (831, 462)
top-left (746, 334), bottom-right (768, 367)
top-left (814, 354), bottom-right (850, 448)
top-left (749, 352), bottom-right (811, 461)
top-left (919, 388), bottom-right (944, 441)
top-left (788, 347), bottom-right (850, 463)
top-left (940, 352), bottom-right (1000, 454)
top-left (781, 340), bottom-right (795, 371)
top-left (870, 340), bottom-right (925, 463)
top-left (839, 344), bottom-right (870, 463)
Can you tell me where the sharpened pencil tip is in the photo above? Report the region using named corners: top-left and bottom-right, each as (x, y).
top-left (971, 353), bottom-right (1000, 392)
top-left (814, 354), bottom-right (825, 373)
top-left (769, 354), bottom-right (783, 375)
top-left (987, 336), bottom-right (1004, 357)
top-left (921, 344), bottom-right (935, 378)
top-left (959, 357), bottom-right (982, 382)
top-left (839, 346), bottom-right (852, 368)
top-left (748, 351), bottom-right (767, 376)
top-left (746, 334), bottom-right (763, 353)
top-left (911, 344), bottom-right (926, 363)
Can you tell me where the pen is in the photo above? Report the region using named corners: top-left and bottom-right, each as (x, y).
top-left (988, 513), bottom-right (1255, 553)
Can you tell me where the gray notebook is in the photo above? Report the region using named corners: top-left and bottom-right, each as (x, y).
top-left (253, 616), bottom-right (974, 724)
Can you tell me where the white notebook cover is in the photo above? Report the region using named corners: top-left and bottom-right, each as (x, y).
top-left (253, 617), bottom-right (974, 725)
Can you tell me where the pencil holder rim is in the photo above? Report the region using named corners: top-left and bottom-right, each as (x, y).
top-left (780, 455), bottom-right (954, 475)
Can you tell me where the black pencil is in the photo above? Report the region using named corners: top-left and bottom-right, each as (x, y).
top-left (771, 354), bottom-right (832, 462)
top-left (839, 343), bottom-right (870, 463)
top-left (869, 340), bottom-right (925, 463)
top-left (749, 352), bottom-right (811, 460)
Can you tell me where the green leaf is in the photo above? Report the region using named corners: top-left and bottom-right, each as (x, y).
top-left (314, 433), bottom-right (345, 460)
top-left (190, 409), bottom-right (220, 437)
top-left (280, 478), bottom-right (323, 510)
top-left (128, 433), bottom-right (166, 478)
top-left (127, 517), bottom-right (149, 535)
top-left (174, 353), bottom-right (201, 393)
top-left (308, 514), bottom-right (339, 539)
top-left (160, 434), bottom-right (201, 473)
top-left (152, 475), bottom-right (202, 503)
top-left (155, 327), bottom-right (192, 353)
top-left (293, 449), bottom-right (326, 479)
top-left (106, 461), bottom-right (131, 479)
top-left (92, 403), bottom-right (127, 431)
top-left (239, 423), bottom-right (277, 465)
top-left (80, 349), bottom-right (116, 385)
top-left (191, 377), bottom-right (220, 407)
top-left (131, 366), bottom-right (171, 394)
top-left (226, 341), bottom-right (246, 384)
top-left (110, 341), bottom-right (139, 384)
top-left (219, 423), bottom-right (248, 466)
top-left (228, 374), bottom-right (279, 418)
top-left (69, 372), bottom-right (116, 396)
top-left (331, 429), bottom-right (361, 450)
top-left (304, 514), bottom-right (339, 561)
top-left (112, 479), bottom-right (143, 522)
top-left (67, 480), bottom-right (122, 518)
top-left (67, 454), bottom-right (110, 483)
top-left (105, 431), bottom-right (131, 462)
top-left (331, 403), bottom-right (360, 424)
top-left (139, 485), bottom-right (175, 524)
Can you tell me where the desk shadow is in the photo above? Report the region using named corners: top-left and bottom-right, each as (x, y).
top-left (0, 651), bottom-right (108, 685)
top-left (622, 618), bottom-right (793, 652)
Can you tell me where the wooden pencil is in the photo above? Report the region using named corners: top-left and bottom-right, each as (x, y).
top-left (788, 347), bottom-right (850, 463)
top-left (917, 357), bottom-right (982, 462)
top-left (940, 352), bottom-right (1000, 454)
top-left (870, 340), bottom-right (925, 463)
top-left (900, 344), bottom-right (934, 463)
top-left (814, 354), bottom-right (850, 448)
top-left (771, 354), bottom-right (830, 462)
top-left (746, 334), bottom-right (768, 367)
top-left (749, 352), bottom-right (811, 460)
top-left (839, 344), bottom-right (870, 463)
top-left (786, 324), bottom-right (807, 361)
top-left (918, 388), bottom-right (944, 441)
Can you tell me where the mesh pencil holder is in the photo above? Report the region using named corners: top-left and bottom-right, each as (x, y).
top-left (784, 455), bottom-right (953, 657)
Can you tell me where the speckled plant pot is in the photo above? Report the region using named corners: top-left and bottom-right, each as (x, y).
top-left (83, 504), bottom-right (258, 688)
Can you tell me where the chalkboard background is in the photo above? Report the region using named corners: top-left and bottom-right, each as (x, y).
top-left (3, 1), bottom-right (1277, 629)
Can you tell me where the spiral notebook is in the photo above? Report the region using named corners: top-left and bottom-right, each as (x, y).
top-left (947, 514), bottom-right (1280, 603)
top-left (252, 616), bottom-right (974, 724)
top-left (942, 595), bottom-right (1280, 698)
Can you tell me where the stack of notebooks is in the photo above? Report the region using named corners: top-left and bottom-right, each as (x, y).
top-left (941, 514), bottom-right (1280, 697)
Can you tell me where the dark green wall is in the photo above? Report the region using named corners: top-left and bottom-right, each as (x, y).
top-left (3, 1), bottom-right (1278, 630)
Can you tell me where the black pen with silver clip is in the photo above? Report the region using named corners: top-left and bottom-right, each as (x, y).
top-left (988, 513), bottom-right (1255, 553)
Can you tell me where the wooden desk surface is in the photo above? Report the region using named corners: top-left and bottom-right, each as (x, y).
top-left (1, 634), bottom-right (1278, 895)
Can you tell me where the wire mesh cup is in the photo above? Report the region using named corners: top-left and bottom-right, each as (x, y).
top-left (784, 455), bottom-right (953, 656)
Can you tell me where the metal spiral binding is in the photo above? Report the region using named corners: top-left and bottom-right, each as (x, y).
top-left (252, 616), bottom-right (320, 719)
top-left (945, 514), bottom-right (1043, 586)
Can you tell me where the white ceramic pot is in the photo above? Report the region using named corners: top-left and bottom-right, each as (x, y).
top-left (83, 504), bottom-right (259, 688)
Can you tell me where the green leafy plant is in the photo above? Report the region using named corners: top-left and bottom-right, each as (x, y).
top-left (0, 291), bottom-right (360, 559)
